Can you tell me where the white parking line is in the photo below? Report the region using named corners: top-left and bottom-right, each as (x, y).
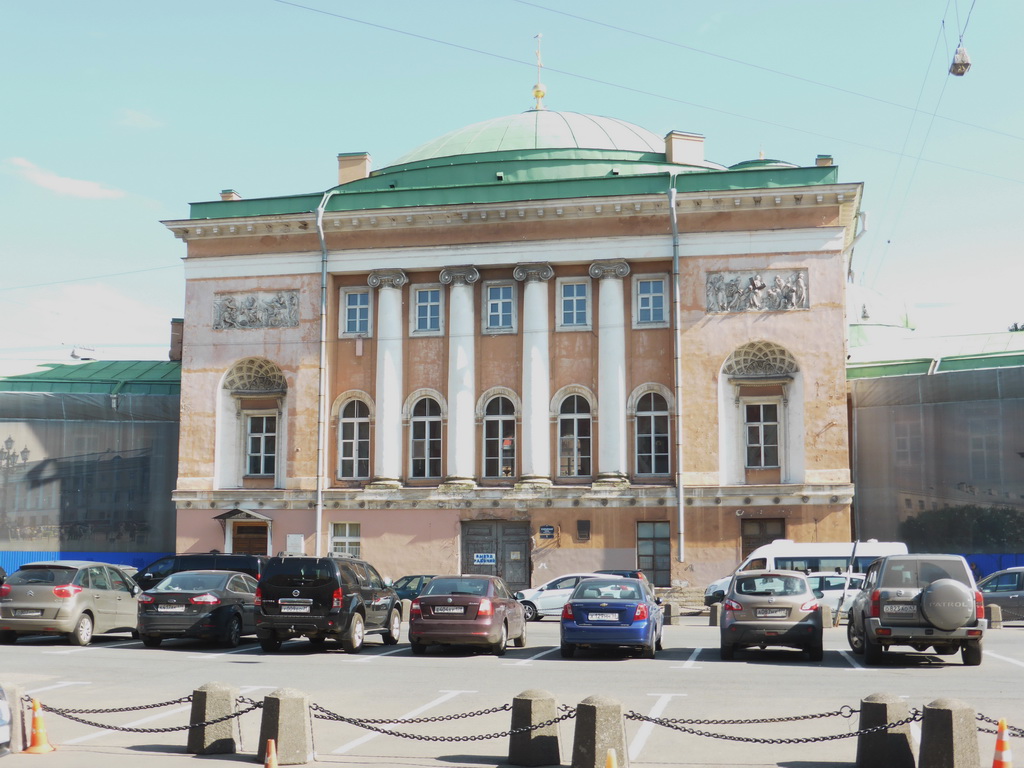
top-left (982, 651), bottom-right (1021, 667)
top-left (25, 682), bottom-right (91, 695)
top-left (838, 650), bottom-right (873, 670)
top-left (341, 647), bottom-right (410, 663)
top-left (331, 689), bottom-right (476, 754)
top-left (628, 693), bottom-right (686, 761)
top-left (505, 647), bottom-right (561, 666)
top-left (43, 640), bottom-right (141, 655)
top-left (672, 647), bottom-right (702, 669)
top-left (187, 644), bottom-right (262, 659)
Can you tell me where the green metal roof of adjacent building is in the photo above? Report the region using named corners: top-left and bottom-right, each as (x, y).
top-left (0, 361), bottom-right (181, 395)
top-left (186, 109), bottom-right (844, 221)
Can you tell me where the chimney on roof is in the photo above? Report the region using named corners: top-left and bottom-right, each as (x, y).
top-left (169, 318), bottom-right (184, 362)
top-left (338, 153), bottom-right (371, 185)
top-left (220, 189), bottom-right (242, 201)
top-left (665, 131), bottom-right (705, 166)
top-left (815, 155), bottom-right (834, 167)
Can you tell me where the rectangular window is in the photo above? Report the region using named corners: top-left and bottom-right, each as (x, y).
top-left (246, 415), bottom-right (277, 476)
top-left (557, 279), bottom-right (590, 330)
top-left (483, 282), bottom-right (516, 333)
top-left (339, 288), bottom-right (372, 337)
top-left (331, 522), bottom-right (361, 557)
top-left (636, 278), bottom-right (666, 325)
top-left (744, 403), bottom-right (779, 468)
top-left (412, 286), bottom-right (443, 335)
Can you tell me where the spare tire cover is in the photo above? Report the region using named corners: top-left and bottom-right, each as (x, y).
top-left (920, 578), bottom-right (975, 631)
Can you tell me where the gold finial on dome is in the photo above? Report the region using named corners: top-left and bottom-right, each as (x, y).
top-left (533, 33), bottom-right (546, 110)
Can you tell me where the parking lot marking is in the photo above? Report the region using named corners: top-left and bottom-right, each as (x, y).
top-left (187, 644), bottom-right (262, 659)
top-left (672, 647), bottom-right (702, 669)
top-left (506, 647), bottom-right (560, 665)
top-left (837, 650), bottom-right (873, 670)
top-left (341, 647), bottom-right (409, 663)
top-left (331, 689), bottom-right (476, 754)
top-left (25, 682), bottom-right (91, 695)
top-left (43, 640), bottom-right (141, 655)
top-left (628, 693), bottom-right (686, 761)
top-left (982, 651), bottom-right (1020, 668)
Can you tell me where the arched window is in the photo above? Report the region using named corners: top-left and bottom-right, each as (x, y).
top-left (219, 358), bottom-right (287, 488)
top-left (338, 400), bottom-right (370, 479)
top-left (483, 396), bottom-right (516, 478)
top-left (636, 392), bottom-right (669, 475)
top-left (558, 395), bottom-right (592, 478)
top-left (410, 398), bottom-right (442, 479)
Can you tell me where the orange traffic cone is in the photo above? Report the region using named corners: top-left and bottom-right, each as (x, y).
top-left (605, 747), bottom-right (618, 768)
top-left (994, 718), bottom-right (1013, 768)
top-left (264, 737), bottom-right (278, 768)
top-left (24, 698), bottom-right (56, 754)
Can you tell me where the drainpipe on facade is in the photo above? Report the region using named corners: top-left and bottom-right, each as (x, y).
top-left (668, 181), bottom-right (685, 567)
top-left (313, 189), bottom-right (340, 557)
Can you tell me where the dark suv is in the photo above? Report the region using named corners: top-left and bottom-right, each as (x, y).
top-left (846, 554), bottom-right (985, 666)
top-left (135, 553), bottom-right (268, 591)
top-left (255, 555), bottom-right (401, 653)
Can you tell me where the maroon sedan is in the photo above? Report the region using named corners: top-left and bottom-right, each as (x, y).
top-left (409, 574), bottom-right (527, 656)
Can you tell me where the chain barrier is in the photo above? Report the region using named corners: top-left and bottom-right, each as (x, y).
top-left (647, 704), bottom-right (857, 727)
top-left (624, 708), bottom-right (922, 746)
top-left (977, 712), bottom-right (1024, 738)
top-left (310, 702), bottom-right (576, 743)
top-left (27, 695), bottom-right (262, 734)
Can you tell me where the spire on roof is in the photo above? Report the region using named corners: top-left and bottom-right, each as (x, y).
top-left (532, 33), bottom-right (546, 110)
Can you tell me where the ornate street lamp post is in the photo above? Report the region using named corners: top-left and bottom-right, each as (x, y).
top-left (0, 435), bottom-right (30, 539)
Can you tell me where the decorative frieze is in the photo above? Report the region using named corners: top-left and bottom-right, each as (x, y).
top-left (588, 260), bottom-right (630, 280)
top-left (512, 263), bottom-right (553, 283)
top-left (213, 291), bottom-right (299, 330)
top-left (367, 269), bottom-right (409, 290)
top-left (439, 266), bottom-right (480, 287)
top-left (706, 269), bottom-right (808, 313)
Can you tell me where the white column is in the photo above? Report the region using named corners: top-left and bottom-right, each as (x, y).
top-left (589, 260), bottom-right (630, 485)
top-left (513, 263), bottom-right (554, 485)
top-left (439, 266), bottom-right (480, 486)
top-left (369, 269), bottom-right (407, 487)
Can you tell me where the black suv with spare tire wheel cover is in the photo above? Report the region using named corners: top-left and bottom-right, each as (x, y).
top-left (846, 554), bottom-right (985, 666)
top-left (255, 555), bottom-right (401, 653)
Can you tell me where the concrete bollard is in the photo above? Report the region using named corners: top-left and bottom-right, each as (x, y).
top-left (919, 698), bottom-right (979, 768)
top-left (856, 693), bottom-right (915, 768)
top-left (988, 604), bottom-right (1003, 629)
top-left (508, 689), bottom-right (561, 766)
top-left (402, 598), bottom-right (412, 622)
top-left (187, 682), bottom-right (240, 755)
top-left (709, 602), bottom-right (722, 627)
top-left (571, 695), bottom-right (628, 768)
top-left (820, 605), bottom-right (833, 628)
top-left (662, 603), bottom-right (676, 626)
top-left (258, 688), bottom-right (314, 765)
top-left (0, 683), bottom-right (27, 754)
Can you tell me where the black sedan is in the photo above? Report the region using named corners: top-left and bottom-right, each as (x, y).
top-left (138, 570), bottom-right (258, 647)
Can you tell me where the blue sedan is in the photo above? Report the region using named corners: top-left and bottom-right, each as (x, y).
top-left (559, 577), bottom-right (663, 658)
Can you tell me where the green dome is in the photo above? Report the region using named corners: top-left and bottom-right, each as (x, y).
top-left (392, 110), bottom-right (665, 165)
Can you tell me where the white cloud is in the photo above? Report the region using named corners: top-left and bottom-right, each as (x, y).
top-left (8, 157), bottom-right (125, 199)
top-left (116, 109), bottom-right (162, 129)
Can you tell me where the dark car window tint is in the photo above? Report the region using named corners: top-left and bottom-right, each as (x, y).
top-left (227, 574), bottom-right (250, 593)
top-left (88, 566), bottom-right (110, 590)
top-left (265, 559), bottom-right (336, 588)
top-left (9, 567), bottom-right (74, 585)
top-left (107, 568), bottom-right (131, 593)
top-left (181, 555), bottom-right (218, 571)
top-left (363, 565), bottom-right (384, 590)
top-left (493, 580), bottom-right (510, 599)
top-left (551, 576), bottom-right (577, 590)
top-left (423, 578), bottom-right (488, 596)
top-left (242, 574), bottom-right (258, 593)
top-left (981, 573), bottom-right (1018, 593)
top-left (338, 564), bottom-right (359, 586)
top-left (143, 557), bottom-right (175, 579)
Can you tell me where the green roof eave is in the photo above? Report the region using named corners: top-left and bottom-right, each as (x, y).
top-left (0, 361), bottom-right (181, 394)
top-left (846, 360), bottom-right (933, 379)
top-left (187, 165), bottom-right (842, 221)
top-left (936, 352), bottom-right (1024, 372)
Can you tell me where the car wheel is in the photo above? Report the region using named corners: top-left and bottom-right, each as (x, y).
top-left (512, 620), bottom-right (527, 648)
top-left (490, 622), bottom-right (508, 656)
top-left (222, 615), bottom-right (242, 648)
top-left (656, 630), bottom-right (664, 651)
top-left (864, 631), bottom-right (884, 665)
top-left (69, 613), bottom-right (94, 646)
top-left (962, 640), bottom-right (983, 666)
top-left (522, 602), bottom-right (538, 622)
top-left (410, 639), bottom-right (427, 655)
top-left (642, 641), bottom-right (656, 660)
top-left (847, 618), bottom-right (865, 655)
top-left (560, 642), bottom-right (575, 658)
top-left (141, 634), bottom-right (163, 648)
top-left (259, 635), bottom-right (282, 653)
top-left (720, 643), bottom-right (735, 661)
top-left (807, 639), bottom-right (824, 662)
top-left (0, 631), bottom-right (17, 644)
top-left (383, 609), bottom-right (401, 646)
top-left (342, 613), bottom-right (365, 653)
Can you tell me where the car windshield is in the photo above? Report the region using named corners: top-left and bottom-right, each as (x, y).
top-left (880, 559), bottom-right (969, 589)
top-left (8, 566), bottom-right (77, 585)
top-left (155, 573), bottom-right (227, 592)
top-left (421, 578), bottom-right (489, 596)
top-left (572, 580), bottom-right (642, 600)
top-left (734, 575), bottom-right (808, 596)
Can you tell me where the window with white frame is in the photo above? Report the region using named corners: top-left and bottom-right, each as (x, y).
top-left (558, 395), bottom-right (592, 477)
top-left (557, 278), bottom-right (591, 330)
top-left (483, 396), bottom-right (516, 478)
top-left (636, 392), bottom-right (670, 475)
top-left (338, 400), bottom-right (370, 479)
top-left (483, 281), bottom-right (516, 333)
top-left (411, 285), bottom-right (443, 336)
top-left (331, 522), bottom-right (361, 557)
top-left (246, 414), bottom-right (277, 476)
top-left (410, 397), bottom-right (442, 478)
top-left (745, 402), bottom-right (780, 469)
top-left (633, 275), bottom-right (669, 328)
top-left (339, 288), bottom-right (372, 337)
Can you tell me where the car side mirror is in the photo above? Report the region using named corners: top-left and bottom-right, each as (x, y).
top-left (655, 597), bottom-right (663, 605)
top-left (712, 590), bottom-right (725, 602)
top-left (515, 592), bottom-right (524, 600)
top-left (131, 585), bottom-right (142, 596)
top-left (813, 589), bottom-right (824, 599)
top-left (384, 577), bottom-right (393, 587)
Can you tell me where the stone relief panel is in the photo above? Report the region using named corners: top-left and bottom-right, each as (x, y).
top-left (705, 270), bottom-right (808, 313)
top-left (213, 290), bottom-right (299, 330)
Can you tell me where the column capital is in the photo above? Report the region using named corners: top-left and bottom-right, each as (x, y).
top-left (368, 269), bottom-right (408, 290)
top-left (439, 266), bottom-right (480, 286)
top-left (589, 260), bottom-right (630, 280)
top-left (513, 263), bottom-right (554, 283)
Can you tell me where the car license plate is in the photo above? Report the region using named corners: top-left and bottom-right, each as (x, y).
top-left (157, 605), bottom-right (186, 613)
top-left (884, 603), bottom-right (916, 614)
top-left (14, 609), bottom-right (42, 617)
top-left (588, 612), bottom-right (618, 621)
top-left (755, 608), bottom-right (788, 619)
top-left (281, 605), bottom-right (310, 613)
top-left (433, 605), bottom-right (464, 614)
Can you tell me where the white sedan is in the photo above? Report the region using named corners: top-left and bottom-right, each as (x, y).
top-left (806, 571), bottom-right (865, 619)
top-left (515, 572), bottom-right (608, 621)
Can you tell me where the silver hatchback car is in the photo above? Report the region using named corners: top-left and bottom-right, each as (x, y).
top-left (720, 570), bottom-right (824, 661)
top-left (0, 560), bottom-right (141, 646)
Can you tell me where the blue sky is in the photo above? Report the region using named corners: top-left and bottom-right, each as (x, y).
top-left (2, 1), bottom-right (1020, 374)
